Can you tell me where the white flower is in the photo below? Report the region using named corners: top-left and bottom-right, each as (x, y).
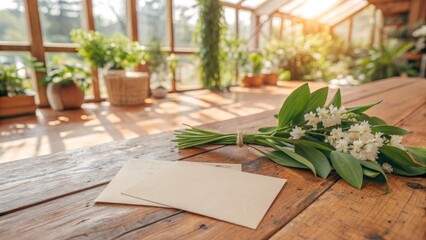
top-left (290, 126), bottom-right (306, 140)
top-left (330, 128), bottom-right (344, 139)
top-left (304, 112), bottom-right (320, 129)
top-left (335, 139), bottom-right (349, 153)
top-left (381, 162), bottom-right (393, 173)
top-left (352, 140), bottom-right (363, 152)
top-left (390, 135), bottom-right (406, 150)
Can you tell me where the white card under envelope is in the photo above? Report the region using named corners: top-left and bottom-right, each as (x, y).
top-left (123, 163), bottom-right (286, 229)
top-left (95, 159), bottom-right (241, 207)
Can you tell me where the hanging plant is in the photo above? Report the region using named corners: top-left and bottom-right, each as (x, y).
top-left (197, 0), bottom-right (223, 90)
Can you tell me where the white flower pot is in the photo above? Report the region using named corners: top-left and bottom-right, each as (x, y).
top-left (152, 86), bottom-right (168, 99)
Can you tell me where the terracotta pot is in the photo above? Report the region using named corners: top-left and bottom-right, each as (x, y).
top-left (262, 73), bottom-right (278, 85)
top-left (242, 75), bottom-right (263, 87)
top-left (46, 82), bottom-right (84, 111)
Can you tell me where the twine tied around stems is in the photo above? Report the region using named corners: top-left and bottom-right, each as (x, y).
top-left (236, 129), bottom-right (245, 147)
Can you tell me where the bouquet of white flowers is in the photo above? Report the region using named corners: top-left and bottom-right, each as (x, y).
top-left (174, 84), bottom-right (425, 191)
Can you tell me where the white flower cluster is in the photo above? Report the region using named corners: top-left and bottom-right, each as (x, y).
top-left (304, 105), bottom-right (346, 129)
top-left (290, 126), bottom-right (305, 139)
top-left (327, 121), bottom-right (385, 161)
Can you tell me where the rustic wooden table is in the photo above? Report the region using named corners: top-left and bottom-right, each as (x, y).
top-left (0, 77), bottom-right (425, 240)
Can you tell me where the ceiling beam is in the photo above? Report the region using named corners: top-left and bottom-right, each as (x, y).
top-left (373, 1), bottom-right (411, 15)
top-left (368, 0), bottom-right (410, 4)
top-left (221, 1), bottom-right (253, 11)
top-left (255, 0), bottom-right (292, 16)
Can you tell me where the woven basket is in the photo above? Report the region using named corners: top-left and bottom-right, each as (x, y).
top-left (104, 72), bottom-right (149, 106)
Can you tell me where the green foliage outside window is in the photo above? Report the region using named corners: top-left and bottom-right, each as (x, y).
top-left (357, 41), bottom-right (417, 82)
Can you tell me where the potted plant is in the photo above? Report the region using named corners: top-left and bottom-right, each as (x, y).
top-left (166, 54), bottom-right (178, 97)
top-left (0, 58), bottom-right (44, 118)
top-left (144, 37), bottom-right (168, 98)
top-left (221, 37), bottom-right (248, 86)
top-left (42, 64), bottom-right (91, 111)
top-left (242, 53), bottom-right (263, 87)
top-left (104, 34), bottom-right (144, 75)
top-left (71, 30), bottom-right (149, 106)
top-left (356, 40), bottom-right (417, 82)
top-left (262, 39), bottom-right (283, 85)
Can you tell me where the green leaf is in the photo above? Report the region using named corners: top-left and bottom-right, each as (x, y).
top-left (367, 116), bottom-right (387, 125)
top-left (295, 144), bottom-right (331, 179)
top-left (356, 114), bottom-right (387, 125)
top-left (363, 168), bottom-right (380, 178)
top-left (379, 146), bottom-right (426, 176)
top-left (359, 160), bottom-right (390, 193)
top-left (306, 87), bottom-right (328, 113)
top-left (328, 89), bottom-right (341, 107)
top-left (406, 146), bottom-right (426, 165)
top-left (371, 125), bottom-right (410, 135)
top-left (278, 83), bottom-right (310, 128)
top-left (330, 151), bottom-right (363, 189)
top-left (258, 126), bottom-right (277, 133)
top-left (261, 150), bottom-right (309, 169)
top-left (346, 100), bottom-right (382, 114)
top-left (292, 138), bottom-right (334, 152)
top-left (276, 146), bottom-right (316, 176)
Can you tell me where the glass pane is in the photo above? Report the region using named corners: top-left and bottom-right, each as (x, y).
top-left (0, 51), bottom-right (34, 96)
top-left (45, 52), bottom-right (94, 99)
top-left (175, 54), bottom-right (200, 90)
top-left (238, 10), bottom-right (252, 41)
top-left (272, 17), bottom-right (282, 38)
top-left (282, 19), bottom-right (292, 40)
top-left (241, 0), bottom-right (266, 8)
top-left (221, 0), bottom-right (241, 3)
top-left (351, 5), bottom-right (374, 48)
top-left (280, 0), bottom-right (306, 13)
top-left (258, 15), bottom-right (269, 49)
top-left (319, 0), bottom-right (368, 25)
top-left (173, 0), bottom-right (199, 48)
top-left (333, 20), bottom-right (349, 46)
top-left (373, 10), bottom-right (382, 47)
top-left (293, 0), bottom-right (341, 19)
top-left (138, 0), bottom-right (168, 46)
top-left (38, 0), bottom-right (83, 43)
top-left (223, 7), bottom-right (236, 38)
top-left (93, 0), bottom-right (127, 36)
top-left (0, 0), bottom-right (28, 43)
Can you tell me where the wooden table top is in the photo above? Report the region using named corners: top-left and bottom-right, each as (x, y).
top-left (0, 77), bottom-right (425, 240)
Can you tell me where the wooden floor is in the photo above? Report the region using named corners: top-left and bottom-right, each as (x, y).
top-left (0, 82), bottom-right (327, 163)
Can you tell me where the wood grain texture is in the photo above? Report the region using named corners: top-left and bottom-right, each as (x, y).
top-left (0, 112), bottom-right (273, 216)
top-left (0, 145), bottom-right (339, 240)
top-left (0, 78), bottom-right (424, 239)
top-left (0, 79), bottom-right (406, 215)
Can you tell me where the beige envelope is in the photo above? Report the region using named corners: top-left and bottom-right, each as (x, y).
top-left (94, 159), bottom-right (241, 207)
top-left (123, 163), bottom-right (286, 229)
